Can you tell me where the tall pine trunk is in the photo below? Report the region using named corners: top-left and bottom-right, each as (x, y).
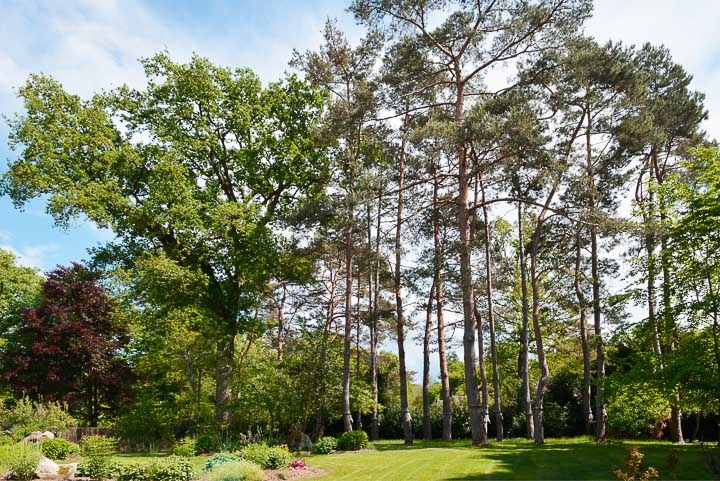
top-left (395, 112), bottom-right (413, 445)
top-left (480, 175), bottom-right (503, 441)
top-left (574, 229), bottom-right (593, 435)
top-left (516, 198), bottom-right (534, 439)
top-left (586, 109), bottom-right (606, 441)
top-left (423, 284), bottom-right (435, 440)
top-left (434, 168), bottom-right (453, 441)
top-left (342, 180), bottom-right (354, 432)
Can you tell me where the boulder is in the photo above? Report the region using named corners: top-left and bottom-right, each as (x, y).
top-left (36, 457), bottom-right (77, 480)
top-left (23, 431), bottom-right (54, 443)
top-left (300, 433), bottom-right (313, 451)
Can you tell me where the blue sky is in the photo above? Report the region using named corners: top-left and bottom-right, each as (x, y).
top-left (1, 0), bottom-right (720, 380)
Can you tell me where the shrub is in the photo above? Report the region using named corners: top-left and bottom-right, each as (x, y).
top-left (0, 435), bottom-right (14, 446)
top-left (195, 433), bottom-right (217, 454)
top-left (40, 437), bottom-right (78, 460)
top-left (337, 430), bottom-right (368, 451)
top-left (0, 398), bottom-right (76, 439)
top-left (204, 452), bottom-right (242, 472)
top-left (170, 437), bottom-right (196, 457)
top-left (239, 443), bottom-right (293, 469)
top-left (289, 459), bottom-right (308, 470)
top-left (78, 435), bottom-right (116, 480)
top-left (311, 437), bottom-right (337, 455)
top-left (147, 456), bottom-right (193, 481)
top-left (205, 461), bottom-right (264, 481)
top-left (613, 446), bottom-right (660, 481)
top-left (114, 462), bottom-right (149, 481)
top-left (0, 442), bottom-right (42, 481)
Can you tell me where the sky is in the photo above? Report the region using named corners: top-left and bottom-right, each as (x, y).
top-left (1, 0), bottom-right (719, 380)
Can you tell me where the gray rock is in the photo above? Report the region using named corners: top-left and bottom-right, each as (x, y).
top-left (300, 433), bottom-right (313, 451)
top-left (22, 431), bottom-right (54, 443)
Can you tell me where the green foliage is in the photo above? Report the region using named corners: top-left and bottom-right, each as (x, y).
top-left (114, 462), bottom-right (149, 481)
top-left (606, 379), bottom-right (669, 438)
top-left (78, 435), bottom-right (116, 479)
top-left (311, 436), bottom-right (338, 455)
top-left (80, 435), bottom-right (116, 457)
top-left (0, 436), bottom-right (13, 446)
top-left (613, 446), bottom-right (659, 481)
top-left (337, 430), bottom-right (369, 451)
top-left (170, 437), bottom-right (196, 457)
top-left (205, 461), bottom-right (264, 481)
top-left (0, 398), bottom-right (76, 438)
top-left (147, 456), bottom-right (193, 481)
top-left (195, 434), bottom-right (217, 454)
top-left (204, 453), bottom-right (242, 472)
top-left (40, 437), bottom-right (78, 460)
top-left (239, 443), bottom-right (293, 469)
top-left (0, 248), bottom-right (42, 327)
top-left (0, 442), bottom-right (42, 481)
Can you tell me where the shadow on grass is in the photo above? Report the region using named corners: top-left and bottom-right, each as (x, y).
top-left (438, 440), bottom-right (711, 481)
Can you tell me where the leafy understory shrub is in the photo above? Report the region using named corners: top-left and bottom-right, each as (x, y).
top-left (0, 398), bottom-right (76, 439)
top-left (311, 437), bottom-right (337, 455)
top-left (613, 446), bottom-right (660, 481)
top-left (239, 443), bottom-right (293, 469)
top-left (147, 456), bottom-right (193, 481)
top-left (114, 462), bottom-right (148, 481)
top-left (195, 434), bottom-right (217, 454)
top-left (205, 461), bottom-right (263, 481)
top-left (0, 442), bottom-right (42, 481)
top-left (0, 435), bottom-right (14, 446)
top-left (170, 436), bottom-right (196, 457)
top-left (40, 437), bottom-right (78, 460)
top-left (78, 435), bottom-right (117, 479)
top-left (204, 453), bottom-right (242, 472)
top-left (337, 430), bottom-right (368, 451)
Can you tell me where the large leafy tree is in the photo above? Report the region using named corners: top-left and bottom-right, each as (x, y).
top-left (0, 248), bottom-right (42, 328)
top-left (1, 263), bottom-right (131, 426)
top-left (1, 53), bottom-right (328, 422)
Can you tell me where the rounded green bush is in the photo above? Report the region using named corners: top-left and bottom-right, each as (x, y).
top-left (239, 443), bottom-right (293, 469)
top-left (170, 436), bottom-right (196, 457)
top-left (205, 461), bottom-right (264, 481)
top-left (113, 462), bottom-right (148, 481)
top-left (311, 436), bottom-right (337, 455)
top-left (195, 434), bottom-right (216, 454)
top-left (147, 455), bottom-right (193, 481)
top-left (40, 437), bottom-right (78, 460)
top-left (337, 430), bottom-right (368, 451)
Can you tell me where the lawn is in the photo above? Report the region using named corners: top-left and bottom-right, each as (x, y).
top-left (103, 438), bottom-right (715, 481)
top-left (303, 438), bottom-right (715, 481)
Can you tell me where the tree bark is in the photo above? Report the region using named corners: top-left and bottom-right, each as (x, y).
top-left (585, 109), bottom-right (606, 442)
top-left (434, 167), bottom-right (453, 441)
top-left (342, 185), bottom-right (354, 432)
top-left (370, 195), bottom-right (382, 441)
top-left (574, 229), bottom-right (593, 435)
top-left (480, 175), bottom-right (503, 441)
top-left (516, 198), bottom-right (534, 439)
top-left (423, 283), bottom-right (435, 440)
top-left (215, 334), bottom-right (235, 423)
top-left (395, 111), bottom-right (413, 445)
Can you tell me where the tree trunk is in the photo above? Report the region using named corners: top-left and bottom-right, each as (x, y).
top-left (434, 168), bottom-right (453, 441)
top-left (480, 175), bottom-right (503, 441)
top-left (215, 333), bottom-right (235, 423)
top-left (530, 245), bottom-right (549, 445)
top-left (395, 111), bottom-right (413, 445)
top-left (370, 195), bottom-right (382, 441)
top-left (277, 284), bottom-right (287, 361)
top-left (423, 283), bottom-right (435, 440)
top-left (516, 198), bottom-right (534, 439)
top-left (475, 305), bottom-right (490, 444)
top-left (574, 229), bottom-right (593, 435)
top-left (356, 274), bottom-right (363, 430)
top-left (585, 110), bottom-right (606, 442)
top-left (342, 190), bottom-right (354, 432)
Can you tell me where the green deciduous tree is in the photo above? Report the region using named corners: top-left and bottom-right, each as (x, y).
top-left (1, 52), bottom-right (328, 422)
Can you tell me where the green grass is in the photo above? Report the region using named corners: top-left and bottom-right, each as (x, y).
top-left (303, 438), bottom-right (715, 481)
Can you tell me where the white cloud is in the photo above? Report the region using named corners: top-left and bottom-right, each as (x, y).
top-left (0, 243), bottom-right (58, 270)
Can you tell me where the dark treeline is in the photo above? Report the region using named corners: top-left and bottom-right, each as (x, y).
top-left (1, 0), bottom-right (718, 449)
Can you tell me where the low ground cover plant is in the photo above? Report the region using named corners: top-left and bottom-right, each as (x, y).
top-left (239, 443), bottom-right (293, 469)
top-left (0, 442), bottom-right (42, 481)
top-left (40, 437), bottom-right (79, 460)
